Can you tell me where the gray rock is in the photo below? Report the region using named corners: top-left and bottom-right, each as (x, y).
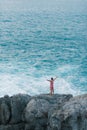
top-left (49, 94), bottom-right (87, 130)
top-left (0, 94), bottom-right (30, 125)
top-left (24, 98), bottom-right (49, 130)
top-left (0, 102), bottom-right (10, 125)
top-left (0, 123), bottom-right (25, 130)
top-left (1, 93), bottom-right (87, 130)
top-left (0, 95), bottom-right (11, 124)
top-left (10, 94), bottom-right (30, 124)
top-left (24, 94), bottom-right (72, 130)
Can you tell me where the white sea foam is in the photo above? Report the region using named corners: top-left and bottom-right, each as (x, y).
top-left (0, 73), bottom-right (82, 97)
top-left (0, 74), bottom-right (48, 97)
top-left (55, 78), bottom-right (81, 96)
top-left (0, 74), bottom-right (27, 97)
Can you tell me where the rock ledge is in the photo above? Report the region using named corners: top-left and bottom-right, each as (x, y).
top-left (0, 93), bottom-right (87, 130)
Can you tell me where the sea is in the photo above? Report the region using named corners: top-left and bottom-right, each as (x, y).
top-left (0, 2), bottom-right (87, 97)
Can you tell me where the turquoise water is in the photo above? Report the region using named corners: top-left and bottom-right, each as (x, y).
top-left (0, 10), bottom-right (87, 96)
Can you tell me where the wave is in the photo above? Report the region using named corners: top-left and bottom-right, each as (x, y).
top-left (0, 73), bottom-right (82, 97)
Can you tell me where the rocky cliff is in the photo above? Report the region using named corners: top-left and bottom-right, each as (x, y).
top-left (0, 93), bottom-right (87, 130)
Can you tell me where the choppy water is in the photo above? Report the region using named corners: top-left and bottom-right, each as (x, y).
top-left (0, 10), bottom-right (87, 97)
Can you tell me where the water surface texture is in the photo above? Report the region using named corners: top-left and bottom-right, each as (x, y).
top-left (0, 0), bottom-right (87, 96)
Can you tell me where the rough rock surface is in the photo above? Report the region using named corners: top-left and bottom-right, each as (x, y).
top-left (10, 94), bottom-right (31, 123)
top-left (0, 123), bottom-right (25, 130)
top-left (49, 94), bottom-right (87, 130)
top-left (0, 94), bottom-right (30, 130)
top-left (1, 93), bottom-right (87, 130)
top-left (23, 94), bottom-right (72, 130)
